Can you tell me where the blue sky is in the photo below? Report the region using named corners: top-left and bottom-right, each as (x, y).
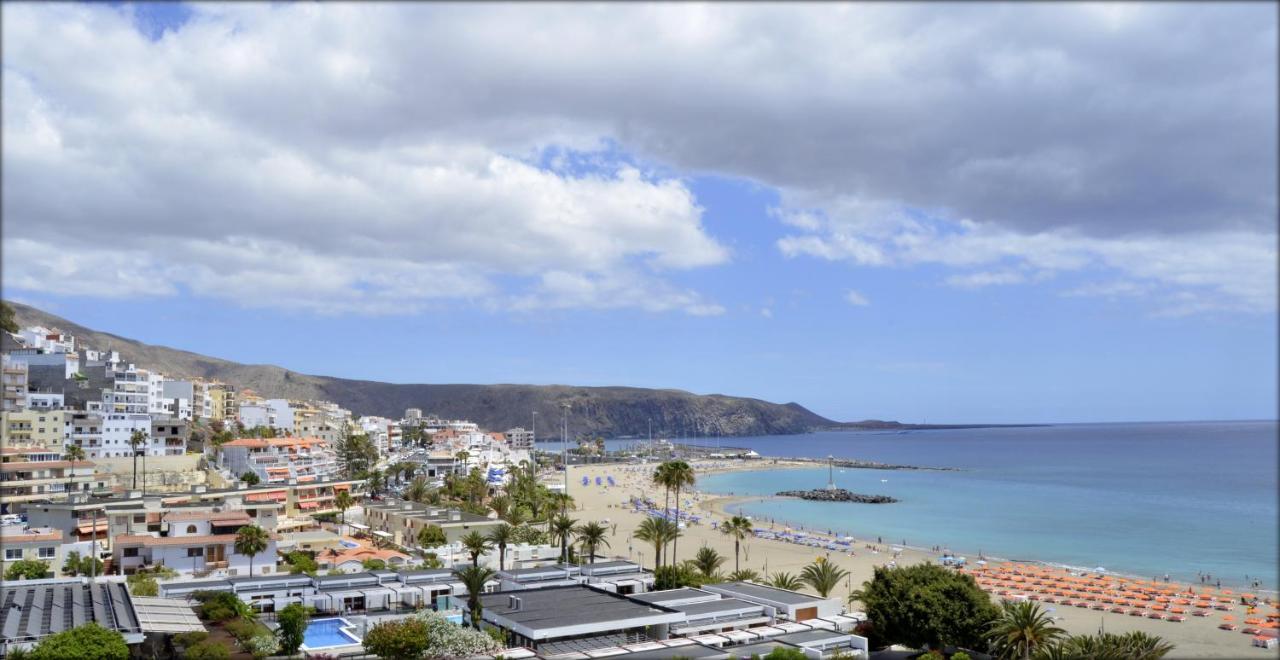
top-left (3, 3), bottom-right (1276, 423)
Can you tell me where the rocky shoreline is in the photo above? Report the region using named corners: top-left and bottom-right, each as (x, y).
top-left (775, 488), bottom-right (899, 503)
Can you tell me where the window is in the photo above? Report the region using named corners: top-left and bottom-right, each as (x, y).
top-left (187, 547), bottom-right (203, 557)
top-left (134, 514), bottom-right (146, 523)
top-left (186, 525), bottom-right (198, 534)
top-left (4, 548), bottom-right (21, 560)
top-left (123, 547), bottom-right (138, 558)
top-left (38, 547), bottom-right (56, 559)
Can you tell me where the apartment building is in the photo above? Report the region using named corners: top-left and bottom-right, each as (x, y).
top-left (219, 437), bottom-right (340, 484)
top-left (112, 508), bottom-right (279, 577)
top-left (207, 383), bottom-right (236, 422)
top-left (1, 410), bottom-right (70, 450)
top-left (506, 427), bottom-right (535, 450)
top-left (150, 418), bottom-right (189, 456)
top-left (0, 446), bottom-right (107, 509)
top-left (2, 354), bottom-right (28, 412)
top-left (362, 498), bottom-right (504, 547)
top-left (0, 526), bottom-right (64, 576)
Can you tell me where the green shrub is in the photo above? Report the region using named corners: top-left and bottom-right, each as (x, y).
top-left (224, 618), bottom-right (260, 644)
top-left (28, 623), bottom-right (128, 660)
top-left (285, 551), bottom-right (318, 575)
top-left (4, 559), bottom-right (51, 581)
top-left (950, 653), bottom-right (972, 660)
top-left (182, 641), bottom-right (230, 660)
top-left (198, 592), bottom-right (250, 622)
top-left (172, 630), bottom-right (209, 649)
top-left (126, 573), bottom-right (159, 596)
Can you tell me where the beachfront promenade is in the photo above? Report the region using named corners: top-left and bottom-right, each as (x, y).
top-left (565, 461), bottom-right (1280, 659)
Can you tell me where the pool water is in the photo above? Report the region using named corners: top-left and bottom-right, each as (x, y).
top-left (301, 617), bottom-right (360, 649)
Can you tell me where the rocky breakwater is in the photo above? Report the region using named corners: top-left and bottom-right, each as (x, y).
top-left (775, 488), bottom-right (899, 504)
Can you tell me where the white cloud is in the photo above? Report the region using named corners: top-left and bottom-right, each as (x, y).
top-left (778, 195), bottom-right (1277, 315)
top-left (2, 3), bottom-right (1273, 318)
top-left (1, 4), bottom-right (730, 316)
top-left (845, 289), bottom-right (871, 306)
top-left (945, 270), bottom-right (1027, 289)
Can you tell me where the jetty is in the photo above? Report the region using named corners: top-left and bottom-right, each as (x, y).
top-left (775, 488), bottom-right (898, 504)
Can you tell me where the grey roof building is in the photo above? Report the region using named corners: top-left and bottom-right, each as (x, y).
top-left (702, 581), bottom-right (841, 621)
top-left (479, 585), bottom-right (683, 655)
top-left (0, 579), bottom-right (202, 653)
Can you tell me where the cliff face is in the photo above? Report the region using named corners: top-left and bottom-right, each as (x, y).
top-left (8, 302), bottom-right (834, 437)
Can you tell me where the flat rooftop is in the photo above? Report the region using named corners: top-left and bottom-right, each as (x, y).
top-left (627, 587), bottom-right (713, 605)
top-left (480, 586), bottom-right (680, 638)
top-left (705, 581), bottom-right (825, 606)
top-left (774, 629), bottom-right (852, 645)
top-left (669, 598), bottom-right (765, 617)
top-left (613, 643), bottom-right (727, 659)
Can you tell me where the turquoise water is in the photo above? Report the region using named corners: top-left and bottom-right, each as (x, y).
top-left (302, 618), bottom-right (359, 649)
top-left (674, 421), bottom-right (1277, 590)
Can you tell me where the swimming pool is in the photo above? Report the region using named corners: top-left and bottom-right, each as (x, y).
top-left (300, 617), bottom-right (360, 650)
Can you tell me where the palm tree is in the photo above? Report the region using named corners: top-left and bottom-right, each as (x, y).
top-left (768, 571), bottom-right (803, 591)
top-left (405, 476), bottom-right (431, 503)
top-left (728, 568), bottom-right (762, 582)
top-left (719, 515), bottom-right (752, 572)
top-left (366, 470), bottom-right (385, 497)
top-left (460, 531), bottom-right (493, 567)
top-left (1117, 631), bottom-right (1176, 660)
top-left (690, 546), bottom-right (726, 578)
top-left (574, 521), bottom-right (610, 564)
top-left (234, 525), bottom-right (270, 577)
top-left (489, 494), bottom-right (512, 521)
top-left (453, 565), bottom-right (497, 630)
top-left (633, 517), bottom-right (679, 571)
top-left (800, 557), bottom-right (849, 597)
top-left (661, 461), bottom-right (695, 566)
top-left (455, 450), bottom-right (470, 471)
top-left (334, 490), bottom-right (354, 535)
top-left (63, 444), bottom-right (86, 497)
top-left (550, 515), bottom-right (578, 563)
top-left (1043, 631), bottom-right (1173, 660)
top-left (129, 429), bottom-right (148, 490)
top-left (486, 523), bottom-right (515, 571)
top-left (986, 600), bottom-right (1066, 660)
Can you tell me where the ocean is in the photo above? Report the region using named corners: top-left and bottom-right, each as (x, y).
top-left (624, 421), bottom-right (1278, 590)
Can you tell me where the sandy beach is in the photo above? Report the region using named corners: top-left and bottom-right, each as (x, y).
top-left (559, 460), bottom-right (1280, 659)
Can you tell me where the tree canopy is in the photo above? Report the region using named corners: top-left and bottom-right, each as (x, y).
top-left (276, 602), bottom-right (311, 656)
top-left (853, 563), bottom-right (999, 651)
top-left (28, 623), bottom-right (129, 660)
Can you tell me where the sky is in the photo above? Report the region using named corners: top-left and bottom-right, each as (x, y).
top-left (2, 2), bottom-right (1276, 424)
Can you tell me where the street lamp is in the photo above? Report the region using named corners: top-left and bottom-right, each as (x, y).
top-left (560, 403), bottom-right (570, 516)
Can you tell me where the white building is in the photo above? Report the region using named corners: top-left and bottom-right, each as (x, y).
top-left (239, 402), bottom-right (276, 429)
top-left (113, 509), bottom-right (278, 577)
top-left (27, 392), bottom-right (65, 410)
top-left (147, 373), bottom-right (168, 415)
top-left (99, 413), bottom-right (162, 458)
top-left (16, 326), bottom-right (76, 354)
top-left (102, 365), bottom-right (151, 415)
top-left (219, 437), bottom-right (339, 484)
top-left (264, 399), bottom-right (295, 432)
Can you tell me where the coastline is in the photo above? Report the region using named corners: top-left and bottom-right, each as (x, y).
top-left (563, 460), bottom-right (1280, 659)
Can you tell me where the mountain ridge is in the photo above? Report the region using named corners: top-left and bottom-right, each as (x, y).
top-left (7, 301), bottom-right (842, 437)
